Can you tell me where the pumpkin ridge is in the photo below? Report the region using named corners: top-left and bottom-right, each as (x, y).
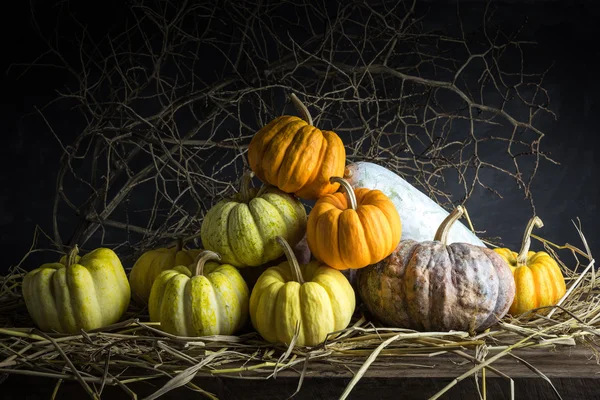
top-left (228, 203), bottom-right (262, 266)
top-left (297, 129), bottom-right (344, 199)
top-left (357, 205), bottom-right (392, 264)
top-left (338, 210), bottom-right (368, 270)
top-left (277, 125), bottom-right (323, 192)
top-left (207, 269), bottom-right (236, 335)
top-left (147, 251), bottom-right (173, 302)
top-left (294, 129), bottom-right (329, 198)
top-left (487, 250), bottom-right (512, 310)
top-left (183, 280), bottom-right (195, 336)
top-left (314, 208), bottom-right (342, 269)
top-left (249, 116), bottom-right (293, 178)
top-left (57, 268), bottom-right (78, 332)
top-left (299, 282), bottom-right (334, 345)
top-left (82, 261), bottom-right (105, 324)
top-left (247, 197), bottom-right (284, 263)
top-left (260, 191), bottom-right (306, 246)
top-left (260, 119), bottom-right (305, 184)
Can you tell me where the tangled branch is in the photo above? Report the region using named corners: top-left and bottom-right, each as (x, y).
top-left (15, 0), bottom-right (556, 262)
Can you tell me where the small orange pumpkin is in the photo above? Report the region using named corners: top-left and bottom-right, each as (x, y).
top-left (247, 94), bottom-right (346, 200)
top-left (306, 177), bottom-right (401, 270)
top-left (493, 216), bottom-right (567, 316)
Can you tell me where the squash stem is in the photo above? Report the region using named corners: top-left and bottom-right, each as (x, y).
top-left (276, 236), bottom-right (305, 285)
top-left (175, 237), bottom-right (184, 252)
top-left (329, 177), bottom-right (358, 210)
top-left (194, 251), bottom-right (222, 276)
top-left (517, 216), bottom-right (544, 265)
top-left (240, 170), bottom-right (255, 203)
top-left (65, 245), bottom-right (79, 268)
top-left (434, 206), bottom-right (465, 245)
top-left (290, 93), bottom-right (313, 126)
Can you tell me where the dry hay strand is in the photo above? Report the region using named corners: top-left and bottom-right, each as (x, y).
top-left (2, 1), bottom-right (595, 399)
top-left (0, 222), bottom-right (597, 400)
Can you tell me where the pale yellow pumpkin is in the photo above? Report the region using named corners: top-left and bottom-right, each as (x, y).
top-left (249, 237), bottom-right (356, 347)
top-left (148, 250), bottom-right (249, 337)
top-left (129, 241), bottom-right (202, 304)
top-left (22, 245), bottom-right (131, 333)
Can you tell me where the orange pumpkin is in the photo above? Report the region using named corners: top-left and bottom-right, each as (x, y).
top-left (493, 216), bottom-right (567, 316)
top-left (247, 94), bottom-right (346, 200)
top-left (306, 177), bottom-right (401, 270)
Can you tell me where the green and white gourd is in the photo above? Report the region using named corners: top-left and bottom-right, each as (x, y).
top-left (200, 171), bottom-right (307, 267)
top-left (344, 162), bottom-right (486, 247)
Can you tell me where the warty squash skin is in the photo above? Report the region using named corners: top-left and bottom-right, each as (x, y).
top-left (22, 246), bottom-right (131, 334)
top-left (306, 177), bottom-right (401, 270)
top-left (148, 251), bottom-right (249, 337)
top-left (200, 171), bottom-right (307, 267)
top-left (129, 241), bottom-right (202, 304)
top-left (493, 217), bottom-right (567, 316)
top-left (357, 206), bottom-right (515, 333)
top-left (249, 237), bottom-right (356, 347)
top-left (247, 94), bottom-right (346, 200)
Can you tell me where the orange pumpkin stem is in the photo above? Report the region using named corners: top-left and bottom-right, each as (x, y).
top-left (276, 236), bottom-right (305, 285)
top-left (517, 216), bottom-right (544, 265)
top-left (194, 250), bottom-right (222, 277)
top-left (240, 170), bottom-right (255, 203)
top-left (175, 237), bottom-right (184, 252)
top-left (65, 245), bottom-right (80, 268)
top-left (329, 177), bottom-right (358, 210)
top-left (434, 205), bottom-right (465, 245)
top-left (290, 93), bottom-right (313, 126)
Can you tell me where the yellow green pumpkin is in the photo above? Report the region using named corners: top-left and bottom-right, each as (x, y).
top-left (249, 237), bottom-right (356, 347)
top-left (200, 170), bottom-right (307, 267)
top-left (22, 245), bottom-right (131, 333)
top-left (129, 240), bottom-right (201, 304)
top-left (148, 250), bottom-right (249, 336)
top-left (493, 216), bottom-right (567, 316)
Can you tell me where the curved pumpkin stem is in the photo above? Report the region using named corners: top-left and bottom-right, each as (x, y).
top-left (290, 93), bottom-right (313, 126)
top-left (434, 205), bottom-right (465, 245)
top-left (194, 250), bottom-right (222, 277)
top-left (240, 170), bottom-right (255, 203)
top-left (276, 236), bottom-right (305, 285)
top-left (65, 245), bottom-right (80, 268)
top-left (517, 216), bottom-right (544, 265)
top-left (175, 237), bottom-right (184, 252)
top-left (329, 177), bottom-right (358, 210)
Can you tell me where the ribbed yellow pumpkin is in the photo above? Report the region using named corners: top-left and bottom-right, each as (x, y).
top-left (493, 216), bottom-right (567, 316)
top-left (129, 240), bottom-right (202, 304)
top-left (149, 250), bottom-right (249, 337)
top-left (22, 245), bottom-right (131, 333)
top-left (249, 237), bottom-right (356, 347)
top-left (200, 171), bottom-right (307, 267)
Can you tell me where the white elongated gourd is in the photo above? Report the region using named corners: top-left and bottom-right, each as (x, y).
top-left (343, 162), bottom-right (486, 247)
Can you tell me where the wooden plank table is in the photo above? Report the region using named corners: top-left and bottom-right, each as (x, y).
top-left (1, 346), bottom-right (599, 399)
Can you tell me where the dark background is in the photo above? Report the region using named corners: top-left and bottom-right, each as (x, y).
top-left (1, 0), bottom-right (599, 273)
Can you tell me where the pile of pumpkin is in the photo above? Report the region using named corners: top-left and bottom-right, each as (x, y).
top-left (21, 95), bottom-right (567, 347)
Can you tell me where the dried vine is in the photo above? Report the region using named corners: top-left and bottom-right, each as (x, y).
top-left (15, 0), bottom-right (556, 262)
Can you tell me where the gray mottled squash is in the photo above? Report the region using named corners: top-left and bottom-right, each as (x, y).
top-left (357, 206), bottom-right (515, 333)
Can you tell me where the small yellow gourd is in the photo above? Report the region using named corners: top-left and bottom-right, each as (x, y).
top-left (494, 216), bottom-right (567, 316)
top-left (148, 250), bottom-right (249, 337)
top-left (22, 245), bottom-right (131, 333)
top-left (249, 236), bottom-right (356, 347)
top-left (129, 240), bottom-right (202, 304)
